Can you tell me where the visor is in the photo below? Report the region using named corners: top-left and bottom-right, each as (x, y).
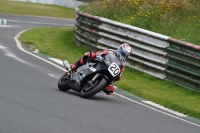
top-left (119, 47), bottom-right (128, 58)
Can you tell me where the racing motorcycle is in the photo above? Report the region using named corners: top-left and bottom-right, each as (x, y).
top-left (57, 53), bottom-right (122, 99)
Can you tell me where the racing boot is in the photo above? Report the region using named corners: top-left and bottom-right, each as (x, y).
top-left (63, 60), bottom-right (71, 71)
top-left (103, 85), bottom-right (115, 95)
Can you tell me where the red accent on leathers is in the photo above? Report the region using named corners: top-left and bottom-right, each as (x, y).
top-left (95, 51), bottom-right (101, 55)
top-left (80, 58), bottom-right (85, 64)
top-left (103, 50), bottom-right (108, 55)
top-left (91, 52), bottom-right (96, 60)
top-left (104, 85), bottom-right (115, 95)
top-left (71, 51), bottom-right (96, 70)
top-left (118, 68), bottom-right (125, 79)
top-left (71, 64), bottom-right (77, 69)
top-left (106, 85), bottom-right (115, 92)
top-left (121, 67), bottom-right (125, 72)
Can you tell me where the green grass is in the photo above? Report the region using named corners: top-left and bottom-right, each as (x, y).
top-left (19, 27), bottom-right (90, 63)
top-left (0, 0), bottom-right (76, 18)
top-left (80, 0), bottom-right (200, 45)
top-left (19, 27), bottom-right (200, 119)
top-left (116, 67), bottom-right (200, 118)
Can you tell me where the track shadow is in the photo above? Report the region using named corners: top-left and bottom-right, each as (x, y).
top-left (56, 88), bottom-right (112, 101)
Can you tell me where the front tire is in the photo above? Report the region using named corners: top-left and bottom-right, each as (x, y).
top-left (81, 77), bottom-right (107, 99)
top-left (58, 73), bottom-right (71, 92)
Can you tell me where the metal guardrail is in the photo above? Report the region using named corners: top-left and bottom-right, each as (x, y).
top-left (75, 10), bottom-right (170, 79)
top-left (75, 10), bottom-right (200, 92)
top-left (166, 38), bottom-right (200, 92)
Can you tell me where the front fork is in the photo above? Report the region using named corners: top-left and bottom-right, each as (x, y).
top-left (91, 73), bottom-right (99, 82)
top-left (91, 73), bottom-right (109, 83)
top-left (86, 73), bottom-right (100, 87)
top-left (84, 73), bottom-right (108, 92)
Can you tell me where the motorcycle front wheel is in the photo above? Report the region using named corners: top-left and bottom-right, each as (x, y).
top-left (81, 77), bottom-right (107, 99)
top-left (58, 73), bottom-right (71, 92)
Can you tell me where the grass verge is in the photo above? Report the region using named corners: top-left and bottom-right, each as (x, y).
top-left (0, 0), bottom-right (76, 18)
top-left (19, 27), bottom-right (90, 63)
top-left (19, 27), bottom-right (200, 119)
top-left (81, 0), bottom-right (200, 45)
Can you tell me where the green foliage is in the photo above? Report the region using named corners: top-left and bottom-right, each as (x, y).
top-left (81, 0), bottom-right (200, 45)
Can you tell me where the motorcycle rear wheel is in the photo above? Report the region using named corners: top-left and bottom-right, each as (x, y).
top-left (81, 77), bottom-right (107, 99)
top-left (58, 73), bottom-right (71, 92)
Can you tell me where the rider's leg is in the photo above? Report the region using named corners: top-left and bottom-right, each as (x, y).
top-left (71, 58), bottom-right (85, 71)
top-left (71, 51), bottom-right (96, 71)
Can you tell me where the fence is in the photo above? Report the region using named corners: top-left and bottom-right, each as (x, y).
top-left (75, 10), bottom-right (200, 92)
top-left (166, 38), bottom-right (200, 92)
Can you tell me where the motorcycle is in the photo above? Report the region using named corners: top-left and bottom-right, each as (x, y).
top-left (57, 53), bottom-right (122, 99)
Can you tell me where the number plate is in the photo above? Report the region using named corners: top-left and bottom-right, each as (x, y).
top-left (108, 63), bottom-right (120, 77)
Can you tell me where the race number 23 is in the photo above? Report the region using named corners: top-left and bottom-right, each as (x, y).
top-left (108, 63), bottom-right (120, 77)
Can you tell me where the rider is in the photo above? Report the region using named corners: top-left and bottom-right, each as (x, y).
top-left (70, 43), bottom-right (132, 95)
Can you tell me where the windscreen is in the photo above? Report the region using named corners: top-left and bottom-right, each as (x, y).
top-left (104, 53), bottom-right (121, 68)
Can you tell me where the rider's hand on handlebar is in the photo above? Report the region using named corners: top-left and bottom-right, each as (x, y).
top-left (95, 55), bottom-right (104, 61)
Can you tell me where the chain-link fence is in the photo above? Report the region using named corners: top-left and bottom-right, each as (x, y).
top-left (12, 0), bottom-right (84, 8)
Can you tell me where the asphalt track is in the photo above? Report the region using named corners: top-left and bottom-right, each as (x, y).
top-left (0, 14), bottom-right (199, 133)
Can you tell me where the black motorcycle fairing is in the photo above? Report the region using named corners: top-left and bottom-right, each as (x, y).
top-left (68, 62), bottom-right (108, 92)
top-left (68, 72), bottom-right (82, 92)
top-left (103, 54), bottom-right (122, 68)
top-left (83, 62), bottom-right (107, 76)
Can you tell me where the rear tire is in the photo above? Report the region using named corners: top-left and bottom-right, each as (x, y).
top-left (81, 77), bottom-right (107, 99)
top-left (58, 73), bottom-right (71, 92)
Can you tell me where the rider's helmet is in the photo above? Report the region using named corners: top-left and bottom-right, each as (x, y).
top-left (117, 43), bottom-right (132, 60)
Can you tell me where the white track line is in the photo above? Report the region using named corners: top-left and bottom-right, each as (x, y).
top-left (0, 25), bottom-right (20, 27)
top-left (114, 93), bottom-right (200, 127)
top-left (9, 20), bottom-right (74, 26)
top-left (15, 30), bottom-right (200, 127)
top-left (14, 30), bottom-right (66, 72)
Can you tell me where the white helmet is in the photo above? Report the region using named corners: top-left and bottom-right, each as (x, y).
top-left (117, 43), bottom-right (132, 60)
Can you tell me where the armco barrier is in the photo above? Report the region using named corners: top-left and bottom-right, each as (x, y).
top-left (75, 10), bottom-right (170, 79)
top-left (166, 38), bottom-right (200, 92)
top-left (0, 19), bottom-right (8, 25)
top-left (75, 10), bottom-right (200, 93)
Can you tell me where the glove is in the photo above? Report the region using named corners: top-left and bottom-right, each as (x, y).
top-left (95, 55), bottom-right (103, 61)
top-left (84, 52), bottom-right (91, 57)
top-left (83, 52), bottom-right (92, 60)
top-left (84, 51), bottom-right (96, 60)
